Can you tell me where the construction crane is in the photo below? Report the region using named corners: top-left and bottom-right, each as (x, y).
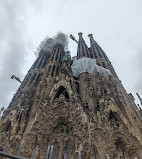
top-left (11, 75), bottom-right (22, 83)
top-left (70, 34), bottom-right (78, 44)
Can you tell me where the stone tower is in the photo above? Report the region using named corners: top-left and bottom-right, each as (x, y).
top-left (0, 32), bottom-right (142, 159)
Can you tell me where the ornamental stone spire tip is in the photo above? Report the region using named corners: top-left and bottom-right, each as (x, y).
top-left (88, 34), bottom-right (93, 38)
top-left (78, 32), bottom-right (83, 37)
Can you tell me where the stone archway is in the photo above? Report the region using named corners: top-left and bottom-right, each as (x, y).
top-left (49, 78), bottom-right (73, 104)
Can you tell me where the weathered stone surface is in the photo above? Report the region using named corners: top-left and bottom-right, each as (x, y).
top-left (0, 34), bottom-right (141, 159)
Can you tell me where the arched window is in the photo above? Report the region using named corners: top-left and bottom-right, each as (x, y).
top-left (56, 66), bottom-right (59, 75)
top-left (35, 73), bottom-right (42, 85)
top-left (115, 140), bottom-right (125, 159)
top-left (31, 73), bottom-right (36, 81)
top-left (102, 62), bottom-right (107, 68)
top-left (75, 82), bottom-right (79, 94)
top-left (96, 46), bottom-right (102, 58)
top-left (89, 48), bottom-right (93, 58)
top-left (42, 53), bottom-right (50, 67)
top-left (55, 48), bottom-right (59, 61)
top-left (108, 111), bottom-right (120, 128)
top-left (92, 47), bottom-right (97, 59)
top-left (46, 65), bottom-right (51, 77)
top-left (37, 54), bottom-right (45, 68)
top-left (51, 65), bottom-right (56, 76)
top-left (54, 86), bottom-right (69, 100)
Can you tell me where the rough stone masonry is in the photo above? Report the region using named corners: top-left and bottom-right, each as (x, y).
top-left (0, 32), bottom-right (142, 159)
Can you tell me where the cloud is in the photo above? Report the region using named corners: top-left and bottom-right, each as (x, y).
top-left (0, 0), bottom-right (142, 109)
top-left (0, 1), bottom-right (27, 108)
top-left (35, 32), bottom-right (68, 57)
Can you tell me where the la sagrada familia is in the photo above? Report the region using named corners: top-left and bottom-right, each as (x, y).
top-left (0, 32), bottom-right (142, 159)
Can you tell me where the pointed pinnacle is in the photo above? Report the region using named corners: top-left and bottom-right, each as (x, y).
top-left (88, 33), bottom-right (93, 38)
top-left (78, 32), bottom-right (83, 37)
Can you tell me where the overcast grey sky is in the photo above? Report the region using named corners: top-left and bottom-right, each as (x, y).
top-left (0, 0), bottom-right (142, 109)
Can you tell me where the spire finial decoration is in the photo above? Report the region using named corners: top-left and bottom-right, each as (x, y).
top-left (88, 34), bottom-right (93, 38)
top-left (78, 32), bottom-right (83, 37)
top-left (77, 32), bottom-right (90, 58)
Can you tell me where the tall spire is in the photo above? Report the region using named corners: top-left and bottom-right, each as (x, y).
top-left (49, 44), bottom-right (64, 63)
top-left (77, 32), bottom-right (90, 59)
top-left (46, 44), bottom-right (64, 77)
top-left (88, 33), bottom-right (108, 60)
top-left (88, 34), bottom-right (118, 77)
